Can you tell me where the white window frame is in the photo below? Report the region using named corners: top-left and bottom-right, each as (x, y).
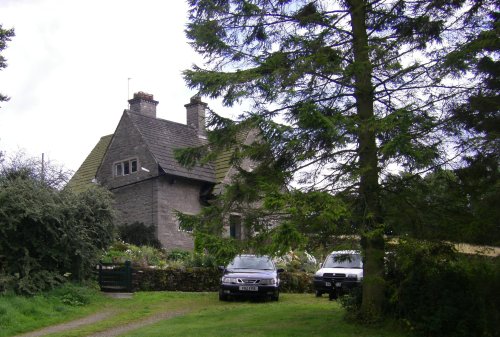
top-left (114, 158), bottom-right (138, 177)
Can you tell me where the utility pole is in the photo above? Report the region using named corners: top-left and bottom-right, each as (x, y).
top-left (41, 153), bottom-right (45, 183)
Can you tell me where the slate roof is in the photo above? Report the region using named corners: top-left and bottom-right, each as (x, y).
top-left (67, 110), bottom-right (248, 191)
top-left (127, 111), bottom-right (216, 183)
top-left (66, 134), bottom-right (113, 193)
top-left (214, 129), bottom-right (251, 182)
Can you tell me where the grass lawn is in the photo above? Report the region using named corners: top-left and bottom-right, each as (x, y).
top-left (123, 294), bottom-right (408, 337)
top-left (0, 285), bottom-right (411, 337)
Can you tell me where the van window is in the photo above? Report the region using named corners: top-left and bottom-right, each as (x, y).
top-left (324, 253), bottom-right (362, 269)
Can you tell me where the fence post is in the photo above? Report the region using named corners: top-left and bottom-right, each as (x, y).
top-left (124, 260), bottom-right (132, 292)
top-left (98, 261), bottom-right (103, 289)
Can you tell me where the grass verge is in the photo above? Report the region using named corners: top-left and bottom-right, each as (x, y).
top-left (0, 283), bottom-right (107, 337)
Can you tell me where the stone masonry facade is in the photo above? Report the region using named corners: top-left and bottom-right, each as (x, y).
top-left (93, 92), bottom-right (215, 250)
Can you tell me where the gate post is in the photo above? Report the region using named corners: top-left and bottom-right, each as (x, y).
top-left (98, 261), bottom-right (103, 288)
top-left (124, 260), bottom-right (132, 292)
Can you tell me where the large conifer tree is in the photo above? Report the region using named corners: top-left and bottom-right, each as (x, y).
top-left (181, 0), bottom-right (497, 318)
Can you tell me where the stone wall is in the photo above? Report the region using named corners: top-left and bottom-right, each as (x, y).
top-left (112, 179), bottom-right (157, 228)
top-left (96, 111), bottom-right (206, 250)
top-left (157, 176), bottom-right (203, 250)
top-left (132, 267), bottom-right (314, 293)
top-left (97, 112), bottom-right (159, 189)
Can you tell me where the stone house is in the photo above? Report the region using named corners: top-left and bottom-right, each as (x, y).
top-left (68, 92), bottom-right (257, 250)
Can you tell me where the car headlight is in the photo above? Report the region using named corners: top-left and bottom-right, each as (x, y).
top-left (259, 278), bottom-right (277, 285)
top-left (222, 277), bottom-right (238, 283)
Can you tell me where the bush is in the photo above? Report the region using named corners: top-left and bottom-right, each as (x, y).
top-left (338, 285), bottom-right (363, 321)
top-left (50, 282), bottom-right (97, 306)
top-left (166, 249), bottom-right (190, 261)
top-left (279, 272), bottom-right (314, 293)
top-left (100, 242), bottom-right (167, 268)
top-left (274, 250), bottom-right (319, 273)
top-left (184, 252), bottom-right (218, 268)
top-left (385, 239), bottom-right (500, 337)
top-left (0, 172), bottom-right (114, 295)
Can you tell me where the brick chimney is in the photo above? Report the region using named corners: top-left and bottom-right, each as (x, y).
top-left (128, 91), bottom-right (158, 118)
top-left (184, 95), bottom-right (207, 138)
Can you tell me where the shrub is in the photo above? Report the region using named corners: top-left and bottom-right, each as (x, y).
top-left (166, 249), bottom-right (190, 261)
top-left (0, 172), bottom-right (114, 295)
top-left (385, 239), bottom-right (500, 337)
top-left (100, 242), bottom-right (167, 268)
top-left (184, 252), bottom-right (218, 268)
top-left (278, 272), bottom-right (314, 293)
top-left (274, 250), bottom-right (319, 273)
top-left (51, 283), bottom-right (96, 306)
top-left (338, 285), bottom-right (363, 321)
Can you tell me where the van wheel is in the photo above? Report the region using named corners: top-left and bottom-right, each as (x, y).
top-left (315, 290), bottom-right (323, 297)
top-left (329, 292), bottom-right (338, 301)
top-left (271, 292), bottom-right (279, 301)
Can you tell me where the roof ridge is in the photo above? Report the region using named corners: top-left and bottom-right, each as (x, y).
top-left (127, 110), bottom-right (192, 129)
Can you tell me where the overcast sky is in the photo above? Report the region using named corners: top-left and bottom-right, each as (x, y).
top-left (0, 0), bottom-right (238, 172)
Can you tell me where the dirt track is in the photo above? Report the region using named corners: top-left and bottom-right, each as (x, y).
top-left (14, 307), bottom-right (189, 337)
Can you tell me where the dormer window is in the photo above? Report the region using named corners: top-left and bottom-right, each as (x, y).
top-left (114, 158), bottom-right (138, 177)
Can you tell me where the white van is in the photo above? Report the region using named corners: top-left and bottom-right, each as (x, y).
top-left (313, 250), bottom-right (363, 300)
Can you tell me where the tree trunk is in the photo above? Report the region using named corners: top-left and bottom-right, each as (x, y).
top-left (347, 0), bottom-right (385, 320)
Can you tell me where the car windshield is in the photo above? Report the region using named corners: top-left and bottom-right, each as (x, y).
top-left (323, 253), bottom-right (362, 269)
top-left (227, 256), bottom-right (275, 270)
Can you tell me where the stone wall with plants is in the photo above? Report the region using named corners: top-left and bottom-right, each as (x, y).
top-left (100, 243), bottom-right (317, 293)
top-left (132, 267), bottom-right (221, 292)
top-left (130, 267), bottom-right (314, 293)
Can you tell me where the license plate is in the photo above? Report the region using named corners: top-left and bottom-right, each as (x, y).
top-left (239, 285), bottom-right (258, 291)
top-left (335, 282), bottom-right (341, 287)
top-left (325, 282), bottom-right (331, 287)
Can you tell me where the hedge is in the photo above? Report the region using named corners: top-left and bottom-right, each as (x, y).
top-left (385, 240), bottom-right (500, 337)
top-left (130, 267), bottom-right (314, 293)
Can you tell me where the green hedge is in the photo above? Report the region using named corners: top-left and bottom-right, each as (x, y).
top-left (131, 267), bottom-right (314, 293)
top-left (133, 267), bottom-right (221, 292)
top-left (385, 240), bottom-right (500, 337)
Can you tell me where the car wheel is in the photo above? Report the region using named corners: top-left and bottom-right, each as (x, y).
top-left (315, 290), bottom-right (323, 297)
top-left (219, 291), bottom-right (228, 301)
top-left (328, 292), bottom-right (338, 301)
top-left (271, 292), bottom-right (279, 301)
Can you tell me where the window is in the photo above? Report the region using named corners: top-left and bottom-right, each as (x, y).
top-left (114, 158), bottom-right (138, 177)
top-left (229, 214), bottom-right (242, 240)
top-left (115, 163), bottom-right (123, 176)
